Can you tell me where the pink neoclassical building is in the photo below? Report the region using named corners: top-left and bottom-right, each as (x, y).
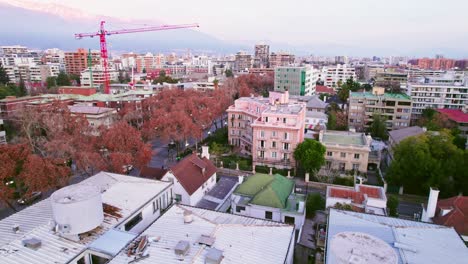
top-left (227, 91), bottom-right (306, 169)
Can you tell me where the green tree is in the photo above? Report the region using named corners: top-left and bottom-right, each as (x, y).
top-left (68, 74), bottom-right (80, 85)
top-left (306, 193), bottom-right (325, 218)
top-left (327, 111), bottom-right (337, 130)
top-left (0, 64), bottom-right (10, 85)
top-left (225, 69), bottom-right (233, 78)
top-left (387, 195), bottom-right (399, 217)
top-left (46, 76), bottom-right (57, 89)
top-left (18, 78), bottom-right (27, 97)
top-left (368, 113), bottom-right (388, 140)
top-left (386, 130), bottom-right (467, 197)
top-left (56, 72), bottom-right (71, 86)
top-left (362, 83), bottom-right (372, 91)
top-left (293, 139), bottom-right (326, 176)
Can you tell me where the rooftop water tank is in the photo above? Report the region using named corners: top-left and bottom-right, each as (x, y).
top-left (51, 184), bottom-right (104, 235)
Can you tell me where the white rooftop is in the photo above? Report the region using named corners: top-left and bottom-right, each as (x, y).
top-left (326, 209), bottom-right (468, 264)
top-left (0, 172), bottom-right (172, 264)
top-left (108, 204), bottom-right (295, 264)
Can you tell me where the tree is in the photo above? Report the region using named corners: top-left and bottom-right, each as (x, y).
top-left (293, 139), bottom-right (326, 176)
top-left (225, 69), bottom-right (233, 78)
top-left (306, 193), bottom-right (325, 218)
top-left (46, 76), bottom-right (57, 89)
top-left (69, 74), bottom-right (81, 85)
top-left (368, 113), bottom-right (388, 140)
top-left (0, 64), bottom-right (10, 85)
top-left (18, 78), bottom-right (27, 97)
top-left (386, 130), bottom-right (468, 197)
top-left (361, 83), bottom-right (372, 91)
top-left (418, 108), bottom-right (455, 131)
top-left (56, 72), bottom-right (71, 86)
top-left (338, 78), bottom-right (361, 101)
top-left (387, 195), bottom-right (399, 217)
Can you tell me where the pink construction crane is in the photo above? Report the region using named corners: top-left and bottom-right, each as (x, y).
top-left (75, 21), bottom-right (199, 94)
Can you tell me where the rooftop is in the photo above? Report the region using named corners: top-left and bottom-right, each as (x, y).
top-left (388, 126), bottom-right (426, 145)
top-left (350, 91), bottom-right (411, 100)
top-left (68, 105), bottom-right (116, 115)
top-left (0, 172), bottom-right (172, 264)
top-left (107, 204), bottom-right (294, 264)
top-left (234, 174), bottom-right (295, 209)
top-left (327, 184), bottom-right (386, 206)
top-left (169, 153), bottom-right (217, 195)
top-left (196, 176), bottom-right (239, 211)
top-left (437, 109), bottom-right (468, 123)
top-left (433, 196), bottom-right (468, 236)
top-left (321, 130), bottom-right (368, 146)
top-left (326, 209), bottom-right (468, 264)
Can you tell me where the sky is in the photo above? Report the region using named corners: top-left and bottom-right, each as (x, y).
top-left (5, 0), bottom-right (468, 57)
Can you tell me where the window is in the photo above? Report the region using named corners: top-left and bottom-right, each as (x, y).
top-left (340, 152), bottom-right (346, 158)
top-left (265, 116), bottom-right (269, 122)
top-left (271, 152), bottom-right (277, 158)
top-left (265, 211), bottom-right (273, 220)
top-left (284, 143), bottom-right (290, 150)
top-left (284, 132), bottom-right (289, 140)
top-left (260, 140), bottom-right (265, 148)
top-left (236, 206), bottom-right (246, 213)
top-left (124, 212), bottom-right (143, 231)
top-left (272, 131), bottom-right (277, 137)
top-left (339, 163), bottom-right (346, 171)
top-left (284, 216), bottom-right (295, 225)
top-left (283, 118), bottom-right (286, 123)
top-left (259, 151), bottom-right (265, 158)
top-left (283, 153), bottom-right (288, 160)
top-left (352, 163), bottom-right (359, 171)
top-left (354, 153), bottom-right (360, 159)
top-left (260, 130), bottom-right (265, 138)
top-left (272, 141), bottom-right (277, 148)
top-left (327, 151), bottom-right (333, 157)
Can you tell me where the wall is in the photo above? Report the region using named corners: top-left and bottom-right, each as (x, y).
top-left (162, 172), bottom-right (217, 206)
top-left (325, 197), bottom-right (352, 208)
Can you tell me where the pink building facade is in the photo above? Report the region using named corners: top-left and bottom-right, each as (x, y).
top-left (227, 91), bottom-right (306, 169)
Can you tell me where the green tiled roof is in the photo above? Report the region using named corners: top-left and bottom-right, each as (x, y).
top-left (235, 173), bottom-right (294, 209)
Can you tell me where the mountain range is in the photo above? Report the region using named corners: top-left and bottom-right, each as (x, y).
top-left (0, 0), bottom-right (247, 54)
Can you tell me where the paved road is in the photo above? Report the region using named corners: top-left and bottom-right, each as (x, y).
top-left (398, 201), bottom-right (422, 220)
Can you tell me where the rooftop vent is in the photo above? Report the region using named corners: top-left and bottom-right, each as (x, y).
top-left (174, 240), bottom-right (190, 256)
top-left (22, 238), bottom-right (42, 249)
top-left (197, 234), bottom-right (216, 247)
top-left (12, 224), bottom-right (20, 233)
top-left (205, 248), bottom-right (224, 264)
top-left (184, 210), bottom-right (193, 224)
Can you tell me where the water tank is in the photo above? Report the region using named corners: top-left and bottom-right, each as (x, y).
top-left (51, 184), bottom-right (104, 235)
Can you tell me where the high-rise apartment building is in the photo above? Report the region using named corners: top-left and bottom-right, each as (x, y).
top-left (349, 87), bottom-right (413, 132)
top-left (407, 73), bottom-right (468, 122)
top-left (227, 91), bottom-right (306, 169)
top-left (269, 52), bottom-right (295, 68)
top-left (0, 45), bottom-right (28, 55)
top-left (136, 53), bottom-right (165, 73)
top-left (254, 44), bottom-right (270, 68)
top-left (234, 51), bottom-right (252, 72)
top-left (64, 48), bottom-right (101, 76)
top-left (274, 66), bottom-right (318, 96)
top-left (0, 119), bottom-right (6, 144)
top-left (320, 64), bottom-right (356, 88)
top-left (80, 65), bottom-right (118, 87)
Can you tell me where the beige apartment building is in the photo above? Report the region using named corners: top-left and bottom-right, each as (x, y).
top-left (349, 87), bottom-right (412, 132)
top-left (319, 130), bottom-right (372, 175)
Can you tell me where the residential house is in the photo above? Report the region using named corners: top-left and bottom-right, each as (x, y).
top-left (68, 105), bottom-right (117, 129)
top-left (319, 130), bottom-right (372, 175)
top-left (230, 173), bottom-right (306, 233)
top-left (326, 184), bottom-right (387, 215)
top-left (161, 148), bottom-right (217, 206)
top-left (437, 108), bottom-right (468, 138)
top-left (107, 204), bottom-right (296, 264)
top-left (0, 172), bottom-right (173, 264)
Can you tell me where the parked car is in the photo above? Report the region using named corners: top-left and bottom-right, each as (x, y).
top-left (17, 191), bottom-right (42, 205)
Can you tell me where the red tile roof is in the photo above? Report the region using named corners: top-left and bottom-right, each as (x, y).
top-left (329, 188), bottom-right (365, 204)
top-left (316, 85), bottom-right (336, 95)
top-left (433, 196), bottom-right (468, 236)
top-left (169, 153), bottom-right (217, 195)
top-left (437, 109), bottom-right (468, 123)
top-left (139, 166), bottom-right (167, 180)
top-left (359, 185), bottom-right (382, 199)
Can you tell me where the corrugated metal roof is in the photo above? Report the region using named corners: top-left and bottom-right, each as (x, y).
top-left (326, 209), bottom-right (468, 264)
top-left (0, 172), bottom-right (172, 264)
top-left (108, 205), bottom-right (294, 264)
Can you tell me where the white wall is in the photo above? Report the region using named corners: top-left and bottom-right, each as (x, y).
top-left (366, 197), bottom-right (387, 209)
top-left (162, 172), bottom-right (217, 206)
top-left (325, 197), bottom-right (352, 208)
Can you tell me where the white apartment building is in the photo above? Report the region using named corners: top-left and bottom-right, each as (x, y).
top-left (80, 65), bottom-right (119, 87)
top-left (320, 64), bottom-right (357, 88)
top-left (274, 66), bottom-right (318, 96)
top-left (407, 73), bottom-right (468, 121)
top-left (0, 119), bottom-right (6, 144)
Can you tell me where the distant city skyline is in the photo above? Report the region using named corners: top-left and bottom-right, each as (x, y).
top-left (1, 0), bottom-right (468, 57)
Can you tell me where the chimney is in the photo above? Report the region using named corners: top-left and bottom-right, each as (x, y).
top-left (201, 146), bottom-right (210, 160)
top-left (423, 187), bottom-right (439, 222)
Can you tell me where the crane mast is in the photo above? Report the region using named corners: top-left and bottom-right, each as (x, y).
top-left (75, 20), bottom-right (199, 94)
